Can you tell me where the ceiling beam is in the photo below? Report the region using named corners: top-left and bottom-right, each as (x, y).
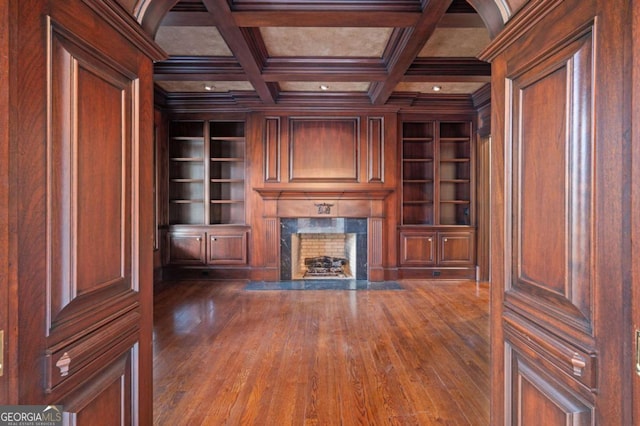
top-left (404, 57), bottom-right (491, 80)
top-left (154, 56), bottom-right (247, 81)
top-left (158, 5), bottom-right (481, 28)
top-left (201, 0), bottom-right (277, 103)
top-left (232, 11), bottom-right (420, 27)
top-left (160, 11), bottom-right (216, 26)
top-left (228, 0), bottom-right (422, 12)
top-left (262, 57), bottom-right (388, 82)
top-left (369, 0), bottom-right (454, 105)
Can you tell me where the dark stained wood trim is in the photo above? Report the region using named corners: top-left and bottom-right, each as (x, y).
top-left (162, 91), bottom-right (261, 112)
top-left (369, 0), bottom-right (453, 105)
top-left (254, 188), bottom-right (393, 200)
top-left (81, 0), bottom-right (167, 60)
top-left (274, 92), bottom-right (374, 107)
top-left (232, 11), bottom-right (420, 27)
top-left (390, 93), bottom-right (476, 113)
top-left (229, 0), bottom-right (422, 13)
top-left (164, 0), bottom-right (208, 12)
top-left (472, 82), bottom-right (491, 109)
top-left (262, 57), bottom-right (388, 82)
top-left (478, 0), bottom-right (564, 61)
top-left (633, 3), bottom-right (640, 423)
top-left (154, 56), bottom-right (246, 81)
top-left (404, 58), bottom-right (491, 81)
top-left (263, 117), bottom-right (281, 182)
top-left (263, 218), bottom-right (279, 267)
top-left (201, 0), bottom-right (276, 103)
top-left (240, 27), bottom-right (269, 70)
top-left (157, 2), bottom-right (485, 28)
top-left (367, 117), bottom-right (384, 183)
top-left (0, 0), bottom-right (13, 404)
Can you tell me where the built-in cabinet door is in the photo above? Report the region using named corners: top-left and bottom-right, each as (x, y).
top-left (487, 0), bottom-right (631, 423)
top-left (208, 232), bottom-right (247, 265)
top-left (13, 2), bottom-right (156, 423)
top-left (437, 231), bottom-right (474, 265)
top-left (167, 232), bottom-right (206, 265)
top-left (399, 231), bottom-right (435, 265)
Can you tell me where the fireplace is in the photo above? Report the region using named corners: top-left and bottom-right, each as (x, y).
top-left (281, 218), bottom-right (367, 280)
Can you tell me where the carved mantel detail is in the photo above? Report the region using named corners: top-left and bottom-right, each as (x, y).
top-left (254, 188), bottom-right (393, 219)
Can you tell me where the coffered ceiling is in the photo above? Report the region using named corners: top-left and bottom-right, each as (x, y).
top-left (153, 0), bottom-right (492, 107)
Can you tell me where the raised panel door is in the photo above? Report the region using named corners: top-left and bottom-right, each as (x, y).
top-left (208, 232), bottom-right (247, 265)
top-left (487, 0), bottom-right (632, 422)
top-left (438, 231), bottom-right (474, 265)
top-left (399, 231), bottom-right (435, 265)
top-left (14, 6), bottom-right (155, 423)
top-left (167, 232), bottom-right (206, 265)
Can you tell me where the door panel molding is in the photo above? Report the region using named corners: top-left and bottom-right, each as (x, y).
top-left (506, 340), bottom-right (594, 424)
top-left (506, 30), bottom-right (595, 340)
top-left (60, 348), bottom-right (135, 425)
top-left (47, 21), bottom-right (142, 352)
top-left (486, 0), bottom-right (632, 423)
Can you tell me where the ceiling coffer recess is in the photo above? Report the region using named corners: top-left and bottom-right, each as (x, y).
top-left (153, 0), bottom-right (492, 106)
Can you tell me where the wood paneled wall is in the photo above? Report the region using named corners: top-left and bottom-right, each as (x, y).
top-left (482, 0), bottom-right (633, 422)
top-left (247, 111), bottom-right (399, 281)
top-left (0, 0), bottom-right (11, 404)
top-left (289, 117), bottom-right (359, 182)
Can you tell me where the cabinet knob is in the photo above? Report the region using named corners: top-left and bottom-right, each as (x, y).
top-left (427, 238), bottom-right (432, 242)
top-left (212, 237), bottom-right (217, 241)
top-left (197, 237), bottom-right (201, 241)
top-left (443, 238), bottom-right (448, 242)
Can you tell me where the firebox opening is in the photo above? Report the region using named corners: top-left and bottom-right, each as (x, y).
top-left (291, 233), bottom-right (357, 279)
top-left (280, 218), bottom-right (367, 281)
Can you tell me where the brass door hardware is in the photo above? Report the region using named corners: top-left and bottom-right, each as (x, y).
top-left (0, 330), bottom-right (4, 376)
top-left (636, 330), bottom-right (640, 376)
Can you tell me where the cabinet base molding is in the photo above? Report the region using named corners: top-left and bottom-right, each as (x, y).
top-left (163, 266), bottom-right (252, 281)
top-left (398, 267), bottom-right (476, 280)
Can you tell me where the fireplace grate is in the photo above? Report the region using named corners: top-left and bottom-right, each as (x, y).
top-left (304, 256), bottom-right (348, 277)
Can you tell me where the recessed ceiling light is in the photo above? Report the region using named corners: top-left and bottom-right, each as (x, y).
top-left (432, 85), bottom-right (442, 92)
top-left (319, 84), bottom-right (329, 91)
top-left (204, 84), bottom-right (215, 91)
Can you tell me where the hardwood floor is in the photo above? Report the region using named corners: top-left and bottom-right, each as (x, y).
top-left (153, 280), bottom-right (489, 425)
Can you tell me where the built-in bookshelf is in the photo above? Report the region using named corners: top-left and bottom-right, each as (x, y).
top-left (399, 118), bottom-right (475, 279)
top-left (438, 121), bottom-right (472, 225)
top-left (169, 121), bottom-right (205, 225)
top-left (401, 120), bottom-right (472, 226)
top-left (168, 119), bottom-right (245, 225)
top-left (209, 121), bottom-right (245, 225)
top-left (401, 121), bottom-right (435, 225)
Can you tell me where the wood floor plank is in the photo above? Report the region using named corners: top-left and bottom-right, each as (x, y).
top-left (153, 280), bottom-right (490, 425)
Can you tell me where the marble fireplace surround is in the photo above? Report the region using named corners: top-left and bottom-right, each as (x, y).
top-left (254, 189), bottom-right (392, 281)
top-left (281, 218), bottom-right (367, 280)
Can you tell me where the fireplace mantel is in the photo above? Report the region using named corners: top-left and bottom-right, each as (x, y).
top-left (254, 188), bottom-right (390, 281)
top-left (254, 188), bottom-right (393, 219)
top-left (254, 188), bottom-right (393, 201)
